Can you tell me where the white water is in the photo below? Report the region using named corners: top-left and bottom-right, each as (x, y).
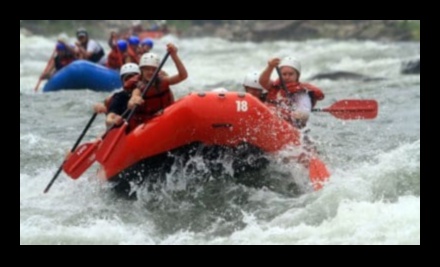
top-left (20, 32), bottom-right (420, 245)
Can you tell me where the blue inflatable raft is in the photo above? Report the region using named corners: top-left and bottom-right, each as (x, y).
top-left (42, 60), bottom-right (122, 92)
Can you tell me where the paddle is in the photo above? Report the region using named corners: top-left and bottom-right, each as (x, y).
top-left (312, 99), bottom-right (378, 120)
top-left (43, 112), bottom-right (98, 193)
top-left (95, 51), bottom-right (171, 164)
top-left (308, 157), bottom-right (330, 190)
top-left (62, 108), bottom-right (130, 179)
top-left (34, 48), bottom-right (56, 92)
top-left (62, 140), bottom-right (100, 179)
top-left (275, 66), bottom-right (330, 190)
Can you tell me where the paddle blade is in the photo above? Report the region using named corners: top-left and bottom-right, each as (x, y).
top-left (322, 99), bottom-right (378, 120)
top-left (63, 141), bottom-right (100, 179)
top-left (309, 157), bottom-right (330, 191)
top-left (95, 123), bottom-right (127, 164)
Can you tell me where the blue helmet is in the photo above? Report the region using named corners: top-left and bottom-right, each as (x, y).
top-left (117, 39), bottom-right (128, 52)
top-left (56, 42), bottom-right (66, 51)
top-left (141, 38), bottom-right (154, 48)
top-left (128, 36), bottom-right (140, 46)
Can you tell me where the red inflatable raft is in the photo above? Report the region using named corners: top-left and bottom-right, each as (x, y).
top-left (94, 91), bottom-right (304, 194)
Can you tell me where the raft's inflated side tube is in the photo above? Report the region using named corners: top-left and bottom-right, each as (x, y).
top-left (43, 60), bottom-right (122, 92)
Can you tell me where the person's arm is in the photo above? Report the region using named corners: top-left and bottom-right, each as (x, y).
top-left (93, 103), bottom-right (107, 114)
top-left (128, 88), bottom-right (144, 109)
top-left (108, 31), bottom-right (117, 48)
top-left (40, 58), bottom-right (55, 79)
top-left (162, 43), bottom-right (188, 85)
top-left (105, 113), bottom-right (123, 128)
top-left (74, 42), bottom-right (86, 59)
top-left (78, 40), bottom-right (100, 60)
top-left (259, 57), bottom-right (280, 90)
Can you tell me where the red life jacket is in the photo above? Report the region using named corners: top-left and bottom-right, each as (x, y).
top-left (103, 77), bottom-right (173, 130)
top-left (266, 80), bottom-right (324, 108)
top-left (129, 78), bottom-right (174, 129)
top-left (54, 54), bottom-right (75, 71)
top-left (127, 46), bottom-right (139, 64)
top-left (106, 49), bottom-right (123, 69)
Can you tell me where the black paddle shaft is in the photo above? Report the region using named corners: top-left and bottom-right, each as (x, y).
top-left (43, 112), bottom-right (98, 193)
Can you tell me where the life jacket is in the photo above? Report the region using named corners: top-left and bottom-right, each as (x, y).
top-left (129, 78), bottom-right (174, 129)
top-left (103, 76), bottom-right (173, 130)
top-left (266, 80), bottom-right (324, 108)
top-left (127, 46), bottom-right (139, 64)
top-left (54, 54), bottom-right (75, 71)
top-left (106, 49), bottom-right (123, 70)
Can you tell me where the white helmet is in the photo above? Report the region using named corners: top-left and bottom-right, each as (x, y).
top-left (279, 57), bottom-right (301, 74)
top-left (243, 71), bottom-right (264, 90)
top-left (139, 52), bottom-right (160, 68)
top-left (211, 88), bottom-right (228, 93)
top-left (120, 63), bottom-right (140, 77)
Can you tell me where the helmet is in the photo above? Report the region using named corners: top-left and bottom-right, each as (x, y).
top-left (76, 27), bottom-right (88, 37)
top-left (243, 71), bottom-right (264, 90)
top-left (56, 42), bottom-right (66, 51)
top-left (139, 52), bottom-right (160, 68)
top-left (120, 63), bottom-right (140, 77)
top-left (141, 38), bottom-right (154, 48)
top-left (211, 88), bottom-right (228, 93)
top-left (279, 57), bottom-right (301, 74)
top-left (128, 36), bottom-right (140, 46)
top-left (116, 39), bottom-right (128, 52)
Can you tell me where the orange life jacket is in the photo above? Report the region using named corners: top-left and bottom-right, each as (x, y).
top-left (266, 80), bottom-right (324, 108)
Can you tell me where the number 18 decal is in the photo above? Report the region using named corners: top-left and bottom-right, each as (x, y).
top-left (236, 100), bottom-right (248, 112)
